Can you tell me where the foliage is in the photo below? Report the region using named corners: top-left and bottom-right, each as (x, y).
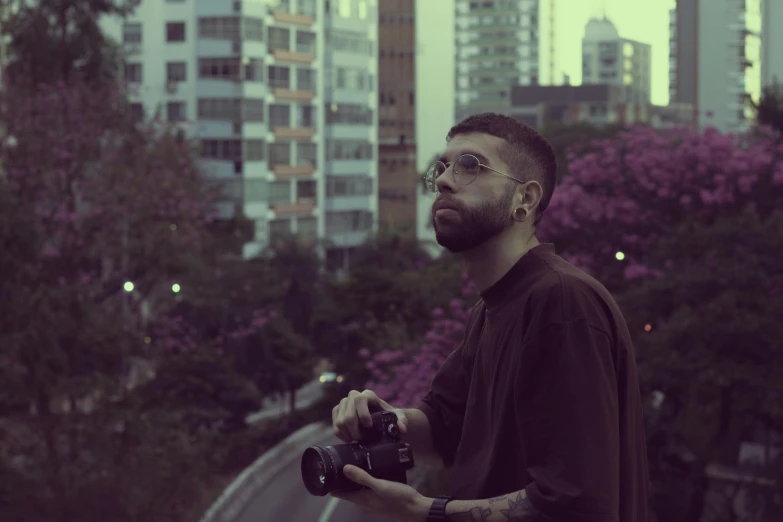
top-left (2, 0), bottom-right (132, 89)
top-left (753, 82), bottom-right (783, 136)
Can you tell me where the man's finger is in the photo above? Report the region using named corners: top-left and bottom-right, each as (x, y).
top-left (343, 465), bottom-right (378, 490)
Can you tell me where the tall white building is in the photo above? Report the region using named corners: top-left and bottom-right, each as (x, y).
top-left (103, 0), bottom-right (378, 264)
top-left (761, 0), bottom-right (783, 87)
top-left (670, 0), bottom-right (762, 133)
top-left (581, 17), bottom-right (651, 104)
top-left (453, 0), bottom-right (558, 122)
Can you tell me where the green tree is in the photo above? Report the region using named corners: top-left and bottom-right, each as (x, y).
top-left (3, 0), bottom-right (131, 89)
top-left (753, 81), bottom-right (783, 136)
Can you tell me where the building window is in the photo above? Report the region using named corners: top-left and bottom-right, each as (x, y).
top-left (296, 31), bottom-right (316, 54)
top-left (326, 30), bottom-right (372, 55)
top-left (244, 58), bottom-right (264, 82)
top-left (123, 22), bottom-right (142, 44)
top-left (199, 17), bottom-right (237, 39)
top-left (242, 99), bottom-right (265, 121)
top-left (199, 57), bottom-right (241, 80)
top-left (326, 175), bottom-right (373, 196)
top-left (325, 103), bottom-right (373, 125)
top-left (326, 140), bottom-right (373, 160)
top-left (124, 62), bottom-right (142, 82)
top-left (166, 22), bottom-right (186, 42)
top-left (299, 0), bottom-right (317, 17)
top-left (244, 140), bottom-right (265, 161)
top-left (269, 142), bottom-right (291, 165)
top-left (167, 101), bottom-right (186, 121)
top-left (269, 219), bottom-right (291, 241)
top-left (335, 67), bottom-right (368, 90)
top-left (269, 182), bottom-right (292, 204)
top-left (268, 65), bottom-right (290, 88)
top-left (166, 61), bottom-right (187, 82)
top-left (268, 27), bottom-right (290, 51)
top-left (297, 105), bottom-right (315, 127)
top-left (198, 98), bottom-right (264, 121)
top-left (326, 210), bottom-right (373, 234)
top-left (201, 139), bottom-right (243, 161)
top-left (297, 179), bottom-right (316, 199)
top-left (297, 142), bottom-right (317, 166)
top-left (297, 217), bottom-right (317, 239)
top-left (269, 104), bottom-right (291, 127)
top-left (296, 68), bottom-right (316, 91)
top-left (243, 17), bottom-right (264, 40)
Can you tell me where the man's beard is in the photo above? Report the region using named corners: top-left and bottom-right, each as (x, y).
top-left (432, 188), bottom-right (515, 253)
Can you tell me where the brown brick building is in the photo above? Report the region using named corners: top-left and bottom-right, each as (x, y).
top-left (377, 0), bottom-right (418, 236)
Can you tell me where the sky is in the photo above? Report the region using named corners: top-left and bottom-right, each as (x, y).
top-left (557, 0), bottom-right (676, 105)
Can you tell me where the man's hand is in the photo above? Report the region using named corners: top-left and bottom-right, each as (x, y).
top-left (331, 465), bottom-right (432, 522)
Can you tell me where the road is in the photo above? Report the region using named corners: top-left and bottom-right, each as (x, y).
top-left (246, 379), bottom-right (326, 425)
top-left (234, 429), bottom-right (391, 522)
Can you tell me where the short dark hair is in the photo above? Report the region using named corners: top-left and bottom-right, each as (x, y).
top-left (446, 112), bottom-right (557, 226)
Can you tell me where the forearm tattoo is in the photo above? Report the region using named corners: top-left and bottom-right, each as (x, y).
top-left (448, 492), bottom-right (558, 522)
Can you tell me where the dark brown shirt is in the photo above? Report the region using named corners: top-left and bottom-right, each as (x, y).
top-left (416, 244), bottom-right (649, 522)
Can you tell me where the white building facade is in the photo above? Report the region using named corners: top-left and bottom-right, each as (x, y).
top-left (453, 0), bottom-right (558, 122)
top-left (670, 0), bottom-right (762, 133)
top-left (104, 0), bottom-right (378, 262)
top-left (581, 17), bottom-right (651, 105)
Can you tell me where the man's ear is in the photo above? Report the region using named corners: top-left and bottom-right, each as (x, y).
top-left (515, 180), bottom-right (543, 216)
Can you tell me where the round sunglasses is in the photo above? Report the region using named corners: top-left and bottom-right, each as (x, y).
top-left (424, 154), bottom-right (524, 193)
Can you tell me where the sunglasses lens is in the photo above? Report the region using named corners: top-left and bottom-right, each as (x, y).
top-left (455, 155), bottom-right (480, 183)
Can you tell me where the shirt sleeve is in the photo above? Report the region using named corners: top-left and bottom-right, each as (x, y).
top-left (414, 303), bottom-right (482, 467)
top-left (520, 319), bottom-right (620, 522)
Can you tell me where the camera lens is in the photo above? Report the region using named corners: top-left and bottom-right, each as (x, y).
top-left (301, 444), bottom-right (365, 496)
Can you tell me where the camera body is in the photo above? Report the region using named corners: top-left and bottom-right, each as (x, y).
top-left (301, 411), bottom-right (415, 496)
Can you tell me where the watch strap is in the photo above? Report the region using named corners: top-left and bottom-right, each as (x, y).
top-left (426, 495), bottom-right (453, 522)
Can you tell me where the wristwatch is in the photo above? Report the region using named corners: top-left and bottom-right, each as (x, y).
top-left (426, 495), bottom-right (453, 521)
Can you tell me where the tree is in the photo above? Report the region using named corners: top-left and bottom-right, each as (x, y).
top-left (539, 121), bottom-right (626, 180)
top-left (753, 81), bottom-right (783, 136)
top-left (0, 79), bottom-right (225, 522)
top-left (2, 0), bottom-right (132, 89)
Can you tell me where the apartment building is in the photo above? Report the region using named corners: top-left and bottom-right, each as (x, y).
top-left (581, 17), bottom-right (651, 105)
top-left (454, 0), bottom-right (557, 122)
top-left (104, 0), bottom-right (378, 264)
top-left (377, 0), bottom-right (417, 236)
top-left (322, 0), bottom-right (378, 271)
top-left (670, 0), bottom-right (762, 133)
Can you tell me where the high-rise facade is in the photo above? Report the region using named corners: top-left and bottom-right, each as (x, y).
top-left (761, 0), bottom-right (783, 87)
top-left (581, 17), bottom-right (651, 105)
top-left (377, 0), bottom-right (417, 236)
top-left (670, 0), bottom-right (762, 133)
top-left (454, 0), bottom-right (557, 122)
top-left (322, 0), bottom-right (379, 271)
top-left (103, 0), bottom-right (378, 263)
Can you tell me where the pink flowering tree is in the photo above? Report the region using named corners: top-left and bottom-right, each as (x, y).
top-left (363, 274), bottom-right (477, 406)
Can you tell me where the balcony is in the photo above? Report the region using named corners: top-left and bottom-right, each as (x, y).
top-left (271, 10), bottom-right (315, 27)
top-left (272, 198), bottom-right (316, 216)
top-left (271, 49), bottom-right (314, 64)
top-left (273, 88), bottom-right (315, 102)
top-left (272, 126), bottom-right (315, 139)
top-left (270, 164), bottom-right (315, 179)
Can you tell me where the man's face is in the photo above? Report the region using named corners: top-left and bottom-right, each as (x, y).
top-left (430, 133), bottom-right (516, 253)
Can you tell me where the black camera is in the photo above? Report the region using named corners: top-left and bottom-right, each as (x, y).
top-left (301, 411), bottom-right (415, 496)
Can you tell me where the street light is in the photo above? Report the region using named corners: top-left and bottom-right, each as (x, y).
top-left (615, 251), bottom-right (625, 261)
top-left (172, 283), bottom-right (181, 293)
top-left (123, 281), bottom-right (135, 292)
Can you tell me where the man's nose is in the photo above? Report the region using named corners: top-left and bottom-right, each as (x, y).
top-left (434, 164), bottom-right (457, 193)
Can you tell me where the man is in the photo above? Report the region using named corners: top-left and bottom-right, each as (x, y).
top-left (331, 113), bottom-right (649, 522)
